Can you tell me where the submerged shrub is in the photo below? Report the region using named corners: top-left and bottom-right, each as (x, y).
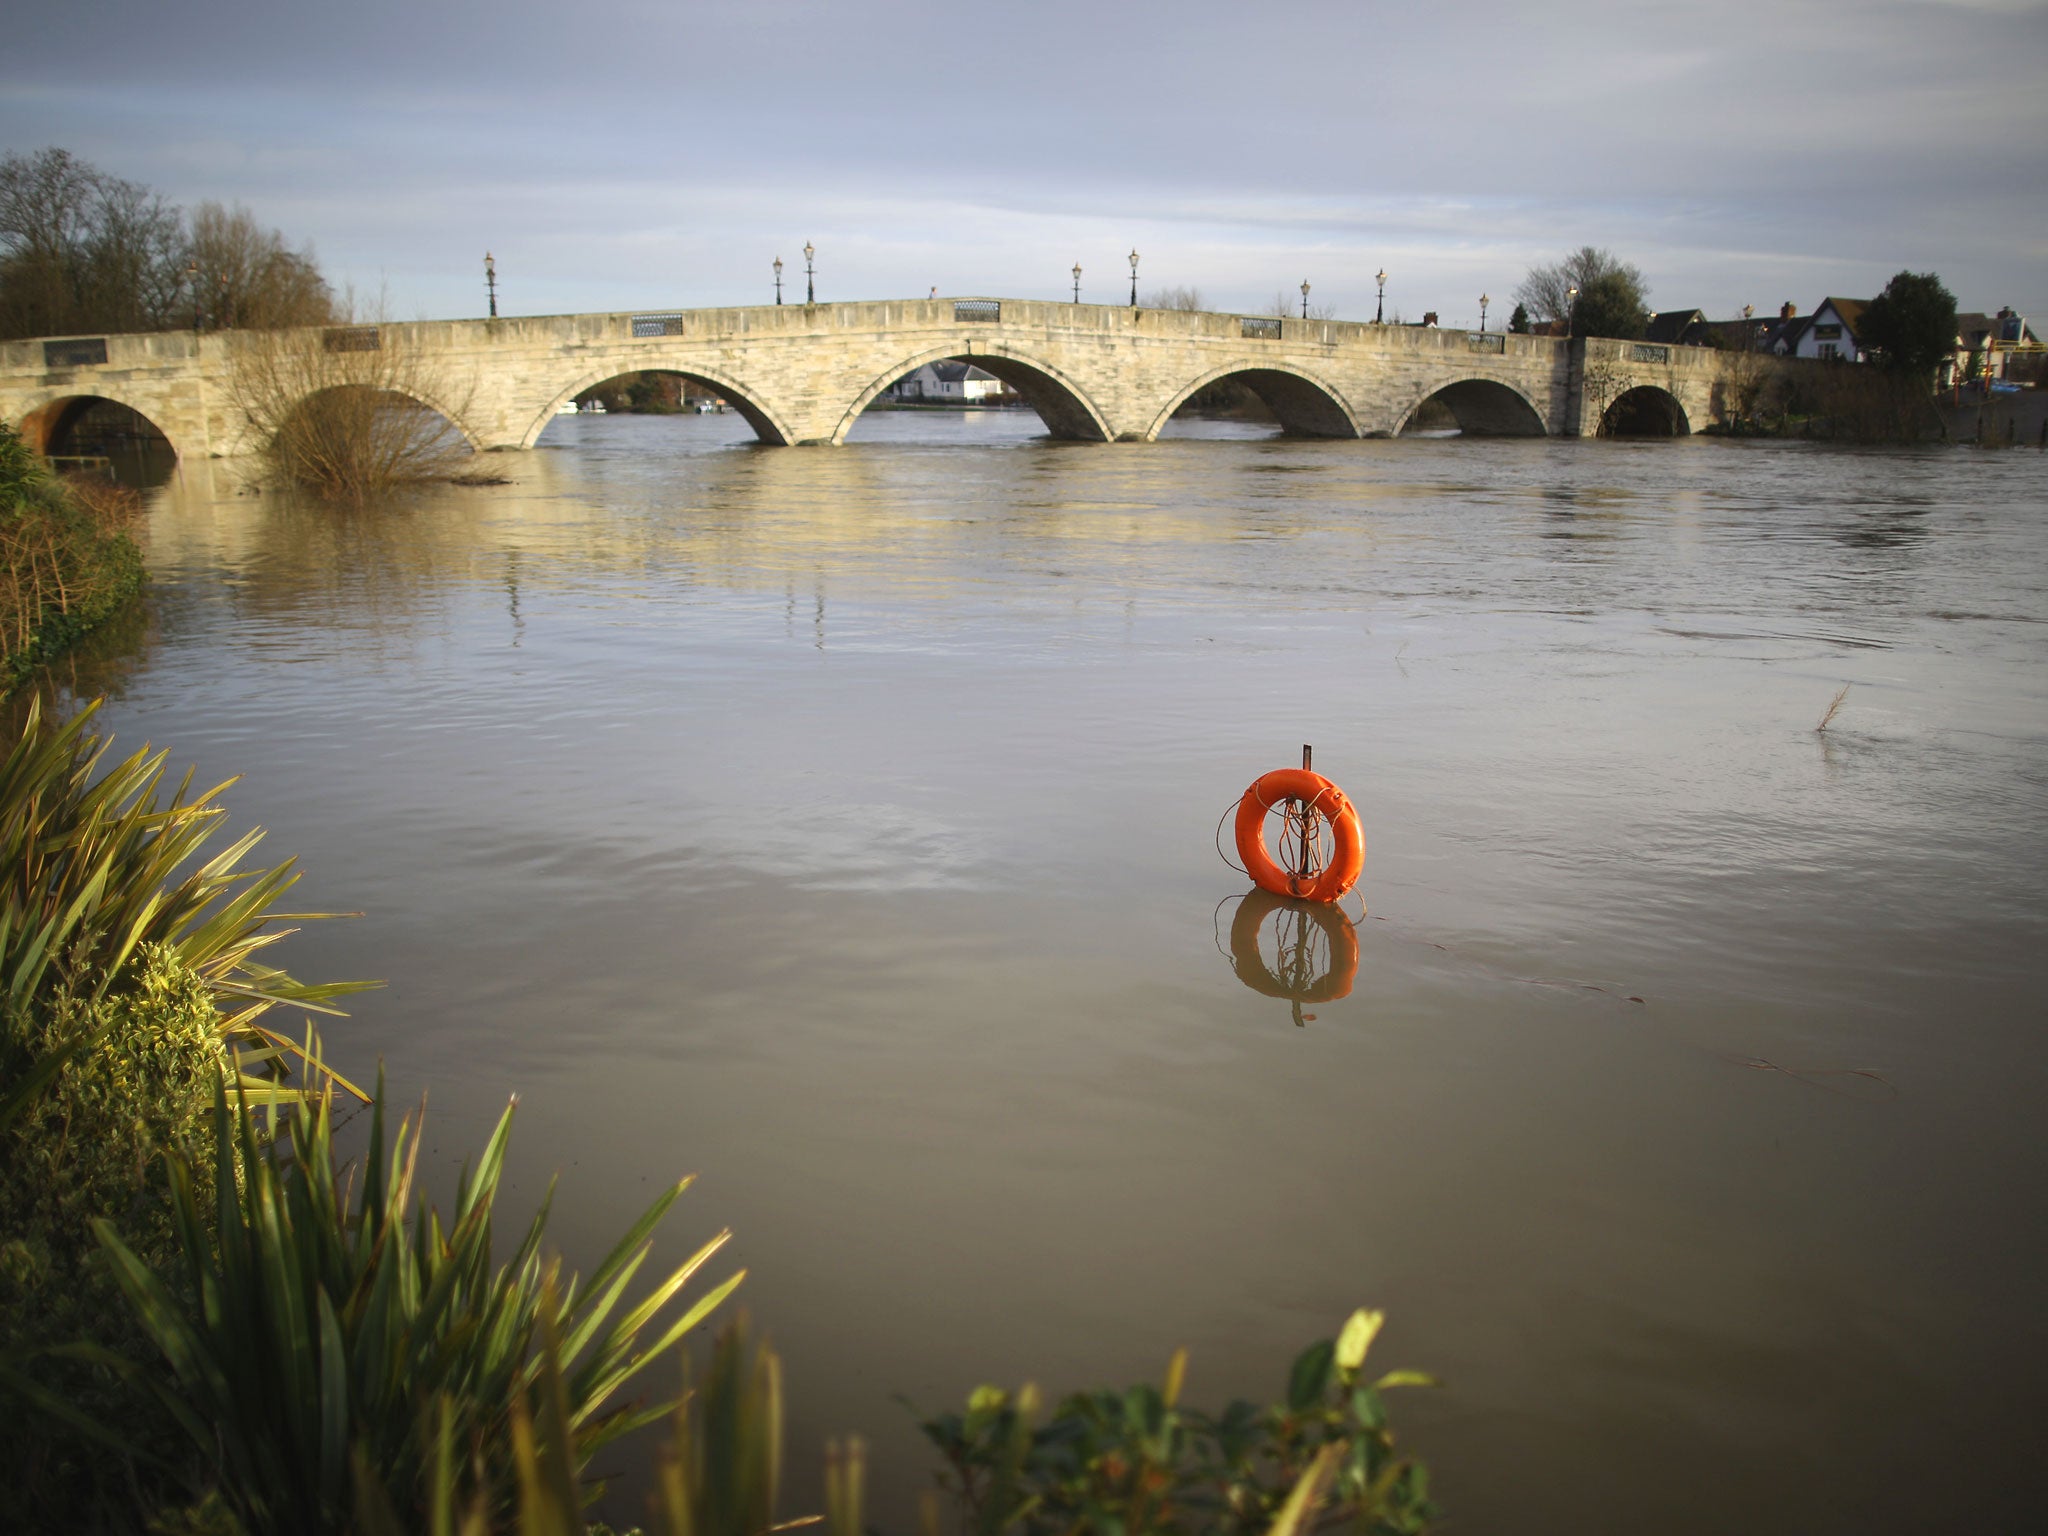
top-left (918, 1309), bottom-right (1437, 1536)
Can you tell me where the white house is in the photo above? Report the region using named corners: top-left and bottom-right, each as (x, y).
top-left (887, 361), bottom-right (1006, 402)
top-left (1783, 297), bottom-right (1869, 362)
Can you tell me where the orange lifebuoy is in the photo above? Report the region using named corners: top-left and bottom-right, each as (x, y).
top-left (1228, 888), bottom-right (1360, 1003)
top-left (1233, 767), bottom-right (1364, 902)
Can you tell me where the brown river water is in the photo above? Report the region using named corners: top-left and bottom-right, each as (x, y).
top-left (58, 411), bottom-right (2048, 1532)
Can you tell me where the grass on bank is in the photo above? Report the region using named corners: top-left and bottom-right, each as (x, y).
top-left (1, 422), bottom-right (145, 694)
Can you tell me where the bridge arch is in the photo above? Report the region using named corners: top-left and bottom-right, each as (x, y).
top-left (524, 364), bottom-right (795, 448)
top-left (16, 391), bottom-right (181, 461)
top-left (1599, 386), bottom-right (1689, 437)
top-left (835, 344), bottom-right (1112, 445)
top-left (1393, 377), bottom-right (1547, 437)
top-left (1147, 362), bottom-right (1361, 441)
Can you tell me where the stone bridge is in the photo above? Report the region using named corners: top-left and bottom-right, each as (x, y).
top-left (1, 297), bottom-right (1752, 461)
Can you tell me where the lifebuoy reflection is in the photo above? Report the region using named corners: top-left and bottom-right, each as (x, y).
top-left (1226, 887), bottom-right (1360, 1026)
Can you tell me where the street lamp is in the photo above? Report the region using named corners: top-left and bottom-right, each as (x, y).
top-left (1479, 293), bottom-right (1489, 333)
top-left (484, 252), bottom-right (497, 319)
top-left (774, 256), bottom-right (783, 305)
top-left (804, 241), bottom-right (815, 304)
top-left (1566, 284), bottom-right (1578, 337)
top-left (1301, 279), bottom-right (1311, 319)
top-left (1072, 262), bottom-right (1082, 304)
top-left (1128, 248), bottom-right (1140, 307)
top-left (1375, 269), bottom-right (1387, 324)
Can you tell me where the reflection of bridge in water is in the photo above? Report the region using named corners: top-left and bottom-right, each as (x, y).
top-left (2, 297), bottom-right (1763, 462)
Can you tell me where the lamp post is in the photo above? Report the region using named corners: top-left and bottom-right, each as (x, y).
top-left (1566, 284), bottom-right (1578, 338)
top-left (1128, 248), bottom-right (1140, 307)
top-left (1375, 268), bottom-right (1387, 324)
top-left (1301, 279), bottom-right (1311, 319)
top-left (1072, 262), bottom-right (1082, 304)
top-left (804, 241), bottom-right (815, 304)
top-left (187, 261), bottom-right (200, 332)
top-left (774, 256), bottom-right (783, 305)
top-left (1479, 293), bottom-right (1489, 333)
top-left (484, 252), bottom-right (497, 319)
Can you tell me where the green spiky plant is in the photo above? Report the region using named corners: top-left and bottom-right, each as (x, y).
top-left (0, 694), bottom-right (372, 1102)
top-left (95, 1077), bottom-right (744, 1535)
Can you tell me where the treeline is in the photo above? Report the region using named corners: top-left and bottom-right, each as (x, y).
top-left (0, 147), bottom-right (333, 341)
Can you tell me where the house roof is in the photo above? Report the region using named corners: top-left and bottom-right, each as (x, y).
top-left (1815, 297), bottom-right (1869, 336)
top-left (1646, 309), bottom-right (1706, 345)
top-left (1957, 310), bottom-right (2038, 346)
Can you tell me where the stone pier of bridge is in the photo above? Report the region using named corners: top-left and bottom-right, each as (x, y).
top-left (1, 297), bottom-right (1753, 462)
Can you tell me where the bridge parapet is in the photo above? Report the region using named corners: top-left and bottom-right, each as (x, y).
top-left (1, 298), bottom-right (1754, 460)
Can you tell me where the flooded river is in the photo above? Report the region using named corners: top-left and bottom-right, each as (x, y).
top-left (72, 412), bottom-right (2048, 1532)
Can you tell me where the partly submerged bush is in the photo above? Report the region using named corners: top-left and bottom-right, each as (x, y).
top-left (96, 1081), bottom-right (743, 1535)
top-left (0, 422), bottom-right (144, 692)
top-left (476, 1307), bottom-right (1434, 1536)
top-left (226, 322), bottom-right (474, 501)
top-left (917, 1309), bottom-right (1436, 1536)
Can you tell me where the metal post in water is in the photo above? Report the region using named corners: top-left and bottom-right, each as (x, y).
top-left (1302, 744), bottom-right (1313, 771)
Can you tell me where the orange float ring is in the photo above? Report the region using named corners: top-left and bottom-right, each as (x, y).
top-left (1233, 767), bottom-right (1364, 902)
top-left (1228, 888), bottom-right (1360, 1003)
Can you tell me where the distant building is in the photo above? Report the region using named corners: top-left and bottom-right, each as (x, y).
top-left (1950, 307), bottom-right (2041, 386)
top-left (1785, 297), bottom-right (1869, 362)
top-left (888, 361), bottom-right (1006, 402)
top-left (1646, 309), bottom-right (1709, 346)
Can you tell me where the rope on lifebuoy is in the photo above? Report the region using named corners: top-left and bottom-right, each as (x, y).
top-left (1233, 767), bottom-right (1364, 903)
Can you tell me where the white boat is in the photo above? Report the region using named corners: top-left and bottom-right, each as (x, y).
top-left (554, 400), bottom-right (579, 415)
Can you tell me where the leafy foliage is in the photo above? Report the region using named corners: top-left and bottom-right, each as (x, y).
top-left (1513, 247), bottom-right (1648, 338)
top-left (1859, 270), bottom-right (1958, 381)
top-left (0, 949), bottom-right (230, 1524)
top-left (1507, 302), bottom-right (1530, 335)
top-left (1, 422), bottom-right (145, 690)
top-left (95, 1078), bottom-right (745, 1534)
top-left (916, 1308), bottom-right (1436, 1536)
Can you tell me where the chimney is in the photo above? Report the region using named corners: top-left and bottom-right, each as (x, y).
top-left (1422, 311), bottom-right (1439, 328)
top-left (1780, 301), bottom-right (1797, 319)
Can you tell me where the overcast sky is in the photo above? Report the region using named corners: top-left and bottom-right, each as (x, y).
top-left (6, 0), bottom-right (2044, 329)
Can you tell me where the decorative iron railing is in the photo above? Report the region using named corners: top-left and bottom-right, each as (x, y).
top-left (323, 326), bottom-right (381, 353)
top-left (1629, 343), bottom-right (1670, 363)
top-left (1240, 317), bottom-right (1283, 340)
top-left (1467, 332), bottom-right (1505, 354)
top-left (954, 300), bottom-right (1001, 323)
top-left (632, 313), bottom-right (686, 337)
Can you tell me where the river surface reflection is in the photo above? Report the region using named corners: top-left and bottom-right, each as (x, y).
top-left (79, 412), bottom-right (2048, 1532)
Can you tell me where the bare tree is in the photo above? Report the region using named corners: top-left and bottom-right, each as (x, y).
top-left (187, 202), bottom-right (333, 331)
top-left (1265, 290), bottom-right (1339, 320)
top-left (1512, 246), bottom-right (1648, 331)
top-left (225, 312), bottom-right (474, 500)
top-left (1142, 285), bottom-right (1207, 311)
top-left (0, 148), bottom-right (332, 340)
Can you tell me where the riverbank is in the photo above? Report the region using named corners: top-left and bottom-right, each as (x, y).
top-left (1, 425), bottom-right (144, 695)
